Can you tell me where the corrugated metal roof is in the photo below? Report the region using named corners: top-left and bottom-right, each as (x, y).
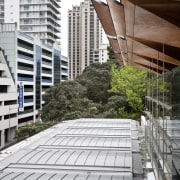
top-left (0, 118), bottom-right (143, 180)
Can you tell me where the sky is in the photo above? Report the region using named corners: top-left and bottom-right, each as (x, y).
top-left (61, 0), bottom-right (83, 56)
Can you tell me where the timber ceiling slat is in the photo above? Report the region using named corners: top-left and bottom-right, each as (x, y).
top-left (133, 5), bottom-right (179, 47)
top-left (128, 36), bottom-right (180, 61)
top-left (133, 50), bottom-right (180, 66)
top-left (118, 38), bottom-right (128, 54)
top-left (131, 62), bottom-right (159, 75)
top-left (133, 53), bottom-right (177, 71)
top-left (127, 0), bottom-right (177, 5)
top-left (92, 0), bottom-right (116, 36)
top-left (108, 37), bottom-right (121, 53)
top-left (107, 0), bottom-right (126, 37)
top-left (132, 62), bottom-right (162, 74)
top-left (133, 26), bottom-right (180, 48)
top-left (133, 56), bottom-right (170, 72)
top-left (141, 3), bottom-right (180, 27)
top-left (126, 37), bottom-right (180, 66)
top-left (93, 0), bottom-right (180, 73)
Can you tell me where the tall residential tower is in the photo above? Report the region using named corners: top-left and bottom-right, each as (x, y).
top-left (68, 0), bottom-right (102, 79)
top-left (1, 0), bottom-right (61, 46)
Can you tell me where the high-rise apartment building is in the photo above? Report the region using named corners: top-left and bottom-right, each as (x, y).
top-left (1, 0), bottom-right (61, 46)
top-left (0, 0), bottom-right (4, 23)
top-left (68, 0), bottom-right (102, 80)
top-left (19, 0), bottom-right (61, 45)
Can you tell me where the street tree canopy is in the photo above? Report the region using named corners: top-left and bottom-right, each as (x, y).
top-left (42, 81), bottom-right (98, 121)
top-left (110, 65), bottom-right (147, 114)
top-left (42, 47), bottom-right (147, 121)
top-left (76, 63), bottom-right (111, 105)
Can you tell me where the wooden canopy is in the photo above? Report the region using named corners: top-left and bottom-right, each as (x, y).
top-left (92, 0), bottom-right (180, 74)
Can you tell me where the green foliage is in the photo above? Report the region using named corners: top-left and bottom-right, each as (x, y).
top-left (118, 107), bottom-right (140, 119)
top-left (110, 65), bottom-right (147, 114)
top-left (76, 63), bottom-right (112, 104)
top-left (42, 80), bottom-right (98, 121)
top-left (16, 46), bottom-right (149, 142)
top-left (15, 121), bottom-right (56, 141)
top-left (105, 95), bottom-right (127, 111)
top-left (42, 47), bottom-right (147, 122)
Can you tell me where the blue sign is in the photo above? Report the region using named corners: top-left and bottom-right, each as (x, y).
top-left (18, 82), bottom-right (24, 111)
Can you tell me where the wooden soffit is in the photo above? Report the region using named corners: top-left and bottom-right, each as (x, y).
top-left (108, 37), bottom-right (121, 53)
top-left (127, 0), bottom-right (180, 27)
top-left (107, 0), bottom-right (126, 37)
top-left (91, 0), bottom-right (116, 36)
top-left (92, 0), bottom-right (180, 73)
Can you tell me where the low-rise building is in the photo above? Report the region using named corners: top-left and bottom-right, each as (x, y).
top-left (0, 49), bottom-right (18, 149)
top-left (0, 23), bottom-right (64, 129)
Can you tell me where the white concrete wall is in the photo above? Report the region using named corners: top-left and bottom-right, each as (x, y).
top-left (4, 0), bottom-right (20, 29)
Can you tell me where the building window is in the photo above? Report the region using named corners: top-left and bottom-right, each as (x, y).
top-left (24, 5), bottom-right (29, 10)
top-left (0, 85), bottom-right (7, 93)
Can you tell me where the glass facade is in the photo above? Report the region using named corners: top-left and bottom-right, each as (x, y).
top-left (35, 45), bottom-right (41, 110)
top-left (54, 49), bottom-right (61, 84)
top-left (145, 66), bottom-right (180, 180)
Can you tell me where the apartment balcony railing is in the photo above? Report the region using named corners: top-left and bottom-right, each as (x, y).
top-left (42, 61), bottom-right (52, 66)
top-left (18, 31), bottom-right (34, 41)
top-left (18, 42), bottom-right (33, 51)
top-left (42, 79), bottom-right (52, 83)
top-left (61, 70), bottom-right (68, 74)
top-left (18, 109), bottom-right (33, 115)
top-left (20, 0), bottom-right (60, 8)
top-left (61, 62), bottom-right (68, 67)
top-left (18, 54), bottom-right (34, 61)
top-left (24, 88), bottom-right (33, 92)
top-left (18, 65), bottom-right (34, 72)
top-left (42, 70), bottom-right (52, 74)
top-left (24, 98), bottom-right (33, 103)
top-left (42, 52), bottom-right (52, 58)
top-left (18, 77), bottom-right (33, 82)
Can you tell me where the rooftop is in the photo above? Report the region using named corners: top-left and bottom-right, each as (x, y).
top-left (0, 118), bottom-right (144, 180)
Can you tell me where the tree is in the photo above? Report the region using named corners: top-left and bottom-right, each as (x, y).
top-left (106, 46), bottom-right (119, 66)
top-left (76, 63), bottom-right (112, 105)
top-left (110, 65), bottom-right (147, 115)
top-left (42, 81), bottom-right (98, 121)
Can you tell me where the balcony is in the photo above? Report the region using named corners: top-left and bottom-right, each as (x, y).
top-left (42, 51), bottom-right (52, 58)
top-left (42, 79), bottom-right (52, 83)
top-left (61, 70), bottom-right (68, 75)
top-left (18, 54), bottom-right (34, 62)
top-left (18, 65), bottom-right (34, 72)
top-left (18, 76), bottom-right (33, 82)
top-left (18, 108), bottom-right (33, 115)
top-left (42, 69), bottom-right (52, 75)
top-left (18, 42), bottom-right (33, 52)
top-left (47, 23), bottom-right (60, 33)
top-left (42, 61), bottom-right (52, 66)
top-left (18, 31), bottom-right (34, 41)
top-left (24, 98), bottom-right (33, 103)
top-left (24, 88), bottom-right (33, 92)
top-left (0, 77), bottom-right (13, 85)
